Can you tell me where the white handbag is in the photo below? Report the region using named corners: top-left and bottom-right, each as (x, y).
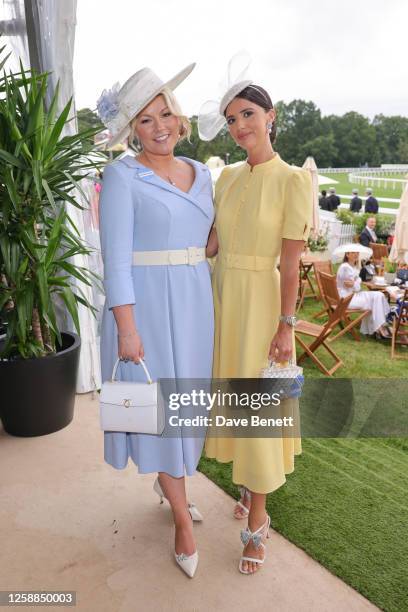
top-left (99, 358), bottom-right (165, 434)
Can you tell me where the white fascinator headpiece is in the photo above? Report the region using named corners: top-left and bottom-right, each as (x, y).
top-left (198, 50), bottom-right (253, 141)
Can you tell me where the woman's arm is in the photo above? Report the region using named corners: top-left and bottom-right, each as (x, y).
top-left (113, 305), bottom-right (144, 363)
top-left (338, 264), bottom-right (358, 290)
top-left (99, 164), bottom-right (144, 363)
top-left (268, 238), bottom-right (304, 362)
top-left (206, 226), bottom-right (219, 258)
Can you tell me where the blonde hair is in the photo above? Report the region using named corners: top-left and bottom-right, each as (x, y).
top-left (129, 87), bottom-right (191, 151)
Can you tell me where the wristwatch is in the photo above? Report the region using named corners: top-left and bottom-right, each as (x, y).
top-left (279, 315), bottom-right (297, 328)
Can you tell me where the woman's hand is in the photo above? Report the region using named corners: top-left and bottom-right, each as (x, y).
top-left (118, 331), bottom-right (145, 364)
top-left (268, 323), bottom-right (293, 363)
top-left (344, 279), bottom-right (355, 288)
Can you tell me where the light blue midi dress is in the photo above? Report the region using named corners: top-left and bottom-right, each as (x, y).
top-left (99, 155), bottom-right (214, 476)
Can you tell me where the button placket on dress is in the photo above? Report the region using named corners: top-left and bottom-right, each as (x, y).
top-left (229, 169), bottom-right (252, 259)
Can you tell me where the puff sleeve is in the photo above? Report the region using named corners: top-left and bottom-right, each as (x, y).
top-left (99, 164), bottom-right (136, 309)
top-left (282, 169), bottom-right (313, 241)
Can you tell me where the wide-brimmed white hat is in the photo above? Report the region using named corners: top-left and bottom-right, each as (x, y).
top-left (332, 243), bottom-right (373, 261)
top-left (97, 63), bottom-right (195, 148)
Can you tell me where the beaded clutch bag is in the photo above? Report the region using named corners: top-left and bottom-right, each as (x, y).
top-left (259, 360), bottom-right (304, 399)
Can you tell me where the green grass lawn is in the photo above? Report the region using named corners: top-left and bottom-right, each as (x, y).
top-left (320, 172), bottom-right (405, 210)
top-left (199, 285), bottom-right (408, 612)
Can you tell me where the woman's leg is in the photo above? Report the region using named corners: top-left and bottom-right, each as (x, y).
top-left (241, 492), bottom-right (269, 574)
top-left (158, 472), bottom-right (196, 556)
top-left (234, 487), bottom-right (251, 518)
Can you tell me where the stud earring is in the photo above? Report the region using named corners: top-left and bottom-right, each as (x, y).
top-left (266, 121), bottom-right (273, 134)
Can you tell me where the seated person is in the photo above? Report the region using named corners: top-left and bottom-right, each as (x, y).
top-left (359, 216), bottom-right (377, 247)
top-left (359, 259), bottom-right (376, 282)
top-left (337, 251), bottom-right (391, 339)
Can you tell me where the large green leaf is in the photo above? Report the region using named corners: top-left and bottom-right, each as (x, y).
top-left (43, 97), bottom-right (72, 160)
top-left (2, 167), bottom-right (20, 212)
top-left (60, 287), bottom-right (80, 334)
top-left (35, 262), bottom-right (49, 313)
top-left (0, 50), bottom-right (11, 72)
top-left (0, 235), bottom-right (11, 275)
top-left (32, 159), bottom-right (43, 199)
top-left (44, 208), bottom-right (65, 269)
top-left (0, 149), bottom-right (26, 169)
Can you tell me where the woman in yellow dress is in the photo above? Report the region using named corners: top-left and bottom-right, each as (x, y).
top-left (199, 82), bottom-right (313, 574)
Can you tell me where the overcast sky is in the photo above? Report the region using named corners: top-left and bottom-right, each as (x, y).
top-left (74, 0), bottom-right (407, 120)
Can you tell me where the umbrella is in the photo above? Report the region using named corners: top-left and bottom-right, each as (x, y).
top-left (332, 243), bottom-right (373, 262)
top-left (302, 156), bottom-right (320, 237)
top-left (389, 182), bottom-right (408, 264)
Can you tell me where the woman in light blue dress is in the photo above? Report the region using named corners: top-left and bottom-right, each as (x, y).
top-left (97, 63), bottom-right (214, 578)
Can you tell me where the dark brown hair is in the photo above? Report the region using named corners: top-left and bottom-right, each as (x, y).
top-left (224, 84), bottom-right (277, 144)
top-left (343, 252), bottom-right (358, 266)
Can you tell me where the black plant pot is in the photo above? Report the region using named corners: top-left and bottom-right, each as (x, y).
top-left (0, 332), bottom-right (81, 437)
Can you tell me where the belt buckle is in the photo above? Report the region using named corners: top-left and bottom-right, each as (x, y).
top-left (187, 246), bottom-right (198, 265)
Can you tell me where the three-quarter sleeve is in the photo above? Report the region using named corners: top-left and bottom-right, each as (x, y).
top-left (99, 164), bottom-right (136, 309)
top-left (282, 169), bottom-right (313, 241)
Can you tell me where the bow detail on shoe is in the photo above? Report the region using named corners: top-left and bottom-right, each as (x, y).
top-left (240, 528), bottom-right (262, 548)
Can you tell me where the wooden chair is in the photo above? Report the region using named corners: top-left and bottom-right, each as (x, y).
top-left (299, 259), bottom-right (318, 299)
top-left (318, 271), bottom-right (370, 342)
top-left (369, 242), bottom-right (388, 264)
top-left (296, 275), bottom-right (308, 313)
top-left (391, 289), bottom-right (408, 359)
top-left (295, 294), bottom-right (354, 376)
top-left (313, 260), bottom-right (333, 319)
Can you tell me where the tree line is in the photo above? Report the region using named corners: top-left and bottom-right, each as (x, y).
top-left (78, 101), bottom-right (408, 168)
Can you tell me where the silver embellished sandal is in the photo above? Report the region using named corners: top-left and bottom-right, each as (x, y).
top-left (234, 486), bottom-right (251, 519)
top-left (239, 514), bottom-right (271, 574)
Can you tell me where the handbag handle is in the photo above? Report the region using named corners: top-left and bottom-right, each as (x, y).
top-left (268, 358), bottom-right (296, 368)
top-left (111, 358), bottom-right (153, 384)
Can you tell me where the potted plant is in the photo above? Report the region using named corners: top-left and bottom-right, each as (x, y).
top-left (383, 258), bottom-right (397, 284)
top-left (307, 227), bottom-right (330, 260)
top-left (0, 47), bottom-right (101, 436)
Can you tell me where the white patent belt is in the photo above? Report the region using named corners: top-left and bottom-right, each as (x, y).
top-left (132, 247), bottom-right (206, 266)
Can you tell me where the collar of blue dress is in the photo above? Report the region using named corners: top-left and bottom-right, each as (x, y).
top-left (118, 155), bottom-right (213, 220)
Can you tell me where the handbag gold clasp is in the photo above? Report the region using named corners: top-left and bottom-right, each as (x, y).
top-left (123, 398), bottom-right (131, 408)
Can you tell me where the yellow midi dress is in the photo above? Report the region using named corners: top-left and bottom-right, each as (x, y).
top-left (205, 153), bottom-right (313, 494)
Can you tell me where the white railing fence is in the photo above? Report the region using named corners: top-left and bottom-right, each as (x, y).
top-left (318, 166), bottom-right (408, 174)
top-left (338, 223), bottom-right (357, 245)
top-left (348, 172), bottom-right (407, 190)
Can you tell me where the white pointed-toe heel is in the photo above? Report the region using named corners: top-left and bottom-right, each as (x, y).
top-left (239, 514), bottom-right (271, 575)
top-left (174, 550), bottom-right (199, 578)
top-left (153, 477), bottom-right (203, 522)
